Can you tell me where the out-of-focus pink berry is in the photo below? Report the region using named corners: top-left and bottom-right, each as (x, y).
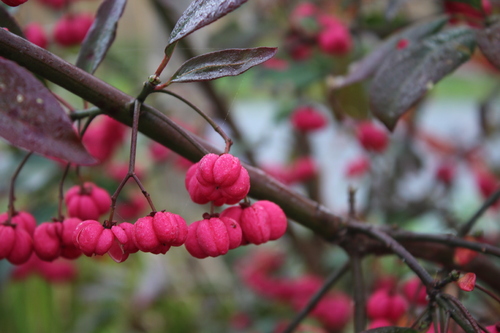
top-left (436, 162), bottom-right (456, 186)
top-left (53, 13), bottom-right (94, 47)
top-left (317, 25), bottom-right (352, 56)
top-left (149, 141), bottom-right (172, 163)
top-left (396, 38), bottom-right (409, 50)
top-left (345, 156), bottom-right (371, 178)
top-left (290, 106), bottom-right (327, 132)
top-left (402, 277), bottom-right (428, 305)
top-left (24, 23), bottom-right (48, 49)
top-left (366, 289), bottom-right (408, 322)
top-left (82, 116), bottom-right (127, 163)
top-left (0, 224), bottom-right (33, 265)
top-left (65, 182), bottom-right (111, 221)
top-left (356, 122), bottom-right (389, 153)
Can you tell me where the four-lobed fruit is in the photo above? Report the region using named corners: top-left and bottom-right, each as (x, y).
top-left (290, 105), bottom-right (327, 132)
top-left (65, 182), bottom-right (111, 221)
top-left (366, 289), bottom-right (408, 322)
top-left (356, 122), bottom-right (389, 153)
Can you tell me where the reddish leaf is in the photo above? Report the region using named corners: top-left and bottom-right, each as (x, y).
top-left (168, 47), bottom-right (277, 83)
top-left (457, 272), bottom-right (476, 292)
top-left (0, 57), bottom-right (96, 165)
top-left (168, 0), bottom-right (248, 46)
top-left (477, 21), bottom-right (500, 70)
top-left (329, 16), bottom-right (448, 90)
top-left (76, 0), bottom-right (127, 74)
top-left (369, 27), bottom-right (475, 130)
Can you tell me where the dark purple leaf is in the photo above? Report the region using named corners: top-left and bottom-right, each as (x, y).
top-left (369, 27), bottom-right (476, 131)
top-left (446, 0), bottom-right (482, 10)
top-left (76, 0), bottom-right (127, 74)
top-left (361, 327), bottom-right (418, 333)
top-left (477, 21), bottom-right (500, 70)
top-left (168, 0), bottom-right (248, 46)
top-left (168, 47), bottom-right (277, 83)
top-left (330, 16), bottom-right (448, 90)
top-left (0, 6), bottom-right (24, 38)
top-left (0, 58), bottom-right (96, 165)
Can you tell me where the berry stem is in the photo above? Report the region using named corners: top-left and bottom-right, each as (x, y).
top-left (107, 100), bottom-right (156, 226)
top-left (475, 283), bottom-right (500, 305)
top-left (153, 89), bottom-right (233, 154)
top-left (6, 151), bottom-right (33, 225)
top-left (437, 294), bottom-right (482, 333)
top-left (70, 107), bottom-right (103, 121)
top-left (281, 261), bottom-right (350, 333)
top-left (57, 163), bottom-right (71, 221)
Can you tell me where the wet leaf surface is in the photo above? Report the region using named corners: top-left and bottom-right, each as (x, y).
top-left (169, 47), bottom-right (277, 83)
top-left (369, 27), bottom-right (476, 130)
top-left (0, 58), bottom-right (96, 165)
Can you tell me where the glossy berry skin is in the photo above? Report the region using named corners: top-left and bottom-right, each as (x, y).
top-left (83, 116), bottom-right (127, 163)
top-left (53, 13), bottom-right (93, 47)
top-left (1, 0), bottom-right (28, 6)
top-left (59, 218), bottom-right (83, 259)
top-left (24, 23), bottom-right (48, 49)
top-left (73, 220), bottom-right (113, 257)
top-left (356, 122), bottom-right (389, 153)
top-left (185, 154), bottom-right (250, 206)
top-left (253, 200), bottom-right (287, 240)
top-left (134, 212), bottom-right (188, 253)
top-left (65, 182), bottom-right (111, 221)
top-left (0, 211), bottom-right (37, 235)
top-left (290, 106), bottom-right (327, 132)
top-left (0, 224), bottom-right (33, 265)
top-left (366, 289), bottom-right (408, 322)
top-left (185, 216), bottom-right (242, 259)
top-left (33, 222), bottom-right (63, 261)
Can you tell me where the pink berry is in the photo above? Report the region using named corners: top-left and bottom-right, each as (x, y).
top-left (1, 0), bottom-right (28, 6)
top-left (36, 0), bottom-right (71, 9)
top-left (396, 38), bottom-right (409, 50)
top-left (185, 216), bottom-right (242, 259)
top-left (0, 225), bottom-right (33, 265)
top-left (186, 154), bottom-right (250, 206)
top-left (60, 218), bottom-right (82, 259)
top-left (33, 222), bottom-right (63, 261)
top-left (402, 278), bottom-right (428, 305)
top-left (436, 162), bottom-right (455, 186)
top-left (73, 220), bottom-right (113, 256)
top-left (366, 289), bottom-right (408, 322)
top-left (475, 170), bottom-right (498, 199)
top-left (0, 211), bottom-right (37, 235)
top-left (65, 182), bottom-right (111, 220)
top-left (24, 23), bottom-right (48, 49)
top-left (82, 116), bottom-right (127, 163)
top-left (310, 293), bottom-right (352, 331)
top-left (290, 106), bottom-right (327, 132)
top-left (53, 13), bottom-right (94, 47)
top-left (253, 200), bottom-right (287, 241)
top-left (238, 204), bottom-right (271, 245)
top-left (356, 122), bottom-right (389, 153)
top-left (317, 25), bottom-right (352, 56)
top-left (345, 156), bottom-right (371, 178)
top-left (149, 141), bottom-right (171, 163)
top-left (287, 156), bottom-right (317, 184)
top-left (134, 212), bottom-right (188, 253)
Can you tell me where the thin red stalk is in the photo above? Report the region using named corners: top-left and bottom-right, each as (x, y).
top-left (476, 283), bottom-right (500, 305)
top-left (154, 89), bottom-right (233, 154)
top-left (6, 152), bottom-right (33, 225)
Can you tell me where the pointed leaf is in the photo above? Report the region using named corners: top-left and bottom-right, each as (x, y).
top-left (0, 58), bottom-right (96, 165)
top-left (76, 0), bottom-right (127, 74)
top-left (477, 21), bottom-right (500, 70)
top-left (0, 6), bottom-right (24, 38)
top-left (169, 47), bottom-right (277, 83)
top-left (361, 328), bottom-right (418, 333)
top-left (329, 16), bottom-right (448, 90)
top-left (168, 0), bottom-right (248, 47)
top-left (369, 27), bottom-right (476, 130)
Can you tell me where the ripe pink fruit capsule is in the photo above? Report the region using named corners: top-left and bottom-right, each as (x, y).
top-left (60, 218), bottom-right (82, 259)
top-left (33, 222), bottom-right (63, 261)
top-left (186, 154), bottom-right (250, 206)
top-left (366, 289), bottom-right (408, 322)
top-left (83, 116), bottom-right (127, 163)
top-left (53, 13), bottom-right (94, 47)
top-left (317, 26), bottom-right (352, 56)
top-left (239, 204), bottom-right (271, 245)
top-left (0, 211), bottom-right (37, 235)
top-left (73, 220), bottom-right (114, 257)
top-left (290, 106), bottom-right (327, 132)
top-left (402, 277), bottom-right (428, 305)
top-left (356, 122), bottom-right (389, 153)
top-left (134, 212), bottom-right (188, 253)
top-left (185, 216), bottom-right (242, 258)
top-left (0, 225), bottom-right (33, 265)
top-left (253, 200), bottom-right (287, 241)
top-left (1, 0), bottom-right (28, 6)
top-left (65, 182), bottom-right (111, 221)
top-left (24, 23), bottom-right (48, 49)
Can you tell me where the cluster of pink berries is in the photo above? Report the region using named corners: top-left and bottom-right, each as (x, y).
top-left (290, 105), bottom-right (328, 132)
top-left (2, 0), bottom-right (95, 49)
top-left (0, 153), bottom-right (287, 265)
top-left (286, 2), bottom-right (352, 60)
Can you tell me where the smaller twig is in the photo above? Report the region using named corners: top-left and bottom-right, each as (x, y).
top-left (70, 107), bottom-right (103, 121)
top-left (476, 283), bottom-right (500, 305)
top-left (153, 89), bottom-right (233, 154)
top-left (348, 186), bottom-right (357, 218)
top-left (5, 152), bottom-right (33, 225)
top-left (52, 92), bottom-right (75, 112)
top-left (57, 163), bottom-right (71, 221)
top-left (282, 261), bottom-right (350, 333)
top-left (351, 252), bottom-right (366, 332)
top-left (441, 294), bottom-right (481, 333)
top-left (153, 42), bottom-right (177, 79)
top-left (458, 187), bottom-right (500, 237)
